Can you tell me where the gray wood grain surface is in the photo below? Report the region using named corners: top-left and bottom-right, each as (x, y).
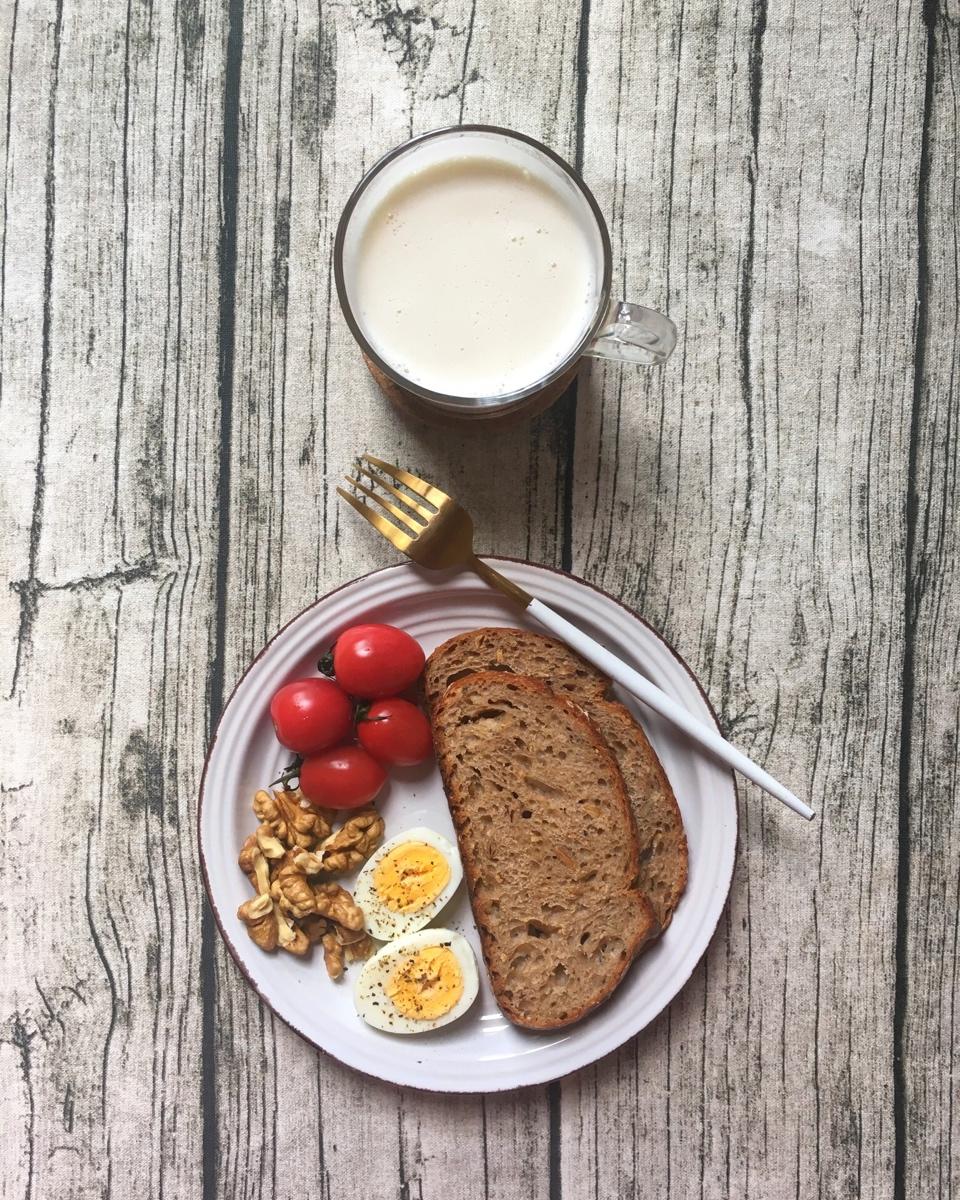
top-left (1, 1), bottom-right (955, 1198)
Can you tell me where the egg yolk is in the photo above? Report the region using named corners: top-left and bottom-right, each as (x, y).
top-left (385, 945), bottom-right (464, 1020)
top-left (373, 842), bottom-right (451, 913)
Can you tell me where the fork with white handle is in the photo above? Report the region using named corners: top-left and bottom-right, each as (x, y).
top-left (338, 455), bottom-right (814, 821)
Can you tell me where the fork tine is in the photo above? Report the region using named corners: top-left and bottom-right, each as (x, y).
top-left (362, 455), bottom-right (450, 507)
top-left (336, 488), bottom-right (413, 552)
top-left (344, 475), bottom-right (425, 534)
top-left (357, 464), bottom-right (434, 521)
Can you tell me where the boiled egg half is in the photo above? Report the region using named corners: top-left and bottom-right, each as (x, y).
top-left (354, 928), bottom-right (479, 1034)
top-left (353, 827), bottom-right (463, 940)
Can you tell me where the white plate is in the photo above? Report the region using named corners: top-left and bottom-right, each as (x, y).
top-left (200, 559), bottom-right (737, 1092)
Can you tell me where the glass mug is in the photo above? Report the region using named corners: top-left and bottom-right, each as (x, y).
top-left (334, 125), bottom-right (676, 427)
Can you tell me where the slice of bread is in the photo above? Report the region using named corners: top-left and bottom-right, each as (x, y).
top-left (425, 627), bottom-right (688, 930)
top-left (576, 698), bottom-right (688, 929)
top-left (424, 626), bottom-right (609, 715)
top-left (432, 672), bottom-right (659, 1029)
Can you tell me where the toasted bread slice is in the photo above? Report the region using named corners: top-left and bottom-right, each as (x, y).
top-left (432, 672), bottom-right (658, 1030)
top-left (425, 627), bottom-right (688, 930)
top-left (424, 626), bottom-right (609, 715)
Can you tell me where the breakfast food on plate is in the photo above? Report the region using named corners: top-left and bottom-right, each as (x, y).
top-left (356, 698), bottom-right (433, 766)
top-left (236, 789), bottom-right (383, 976)
top-left (269, 677), bottom-right (354, 754)
top-left (299, 744), bottom-right (388, 809)
top-left (353, 827), bottom-right (463, 940)
top-left (321, 623), bottom-right (426, 698)
top-left (425, 627), bottom-right (688, 931)
top-left (240, 618), bottom-right (686, 1024)
top-left (423, 625), bottom-right (608, 713)
top-left (268, 623), bottom-right (434, 808)
top-left (237, 623), bottom-right (438, 984)
top-left (253, 784), bottom-right (332, 850)
top-left (431, 672), bottom-right (659, 1029)
top-left (354, 928), bottom-right (479, 1033)
top-left (316, 807), bottom-right (384, 872)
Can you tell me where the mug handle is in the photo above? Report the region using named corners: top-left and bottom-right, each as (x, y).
top-left (584, 299), bottom-right (677, 366)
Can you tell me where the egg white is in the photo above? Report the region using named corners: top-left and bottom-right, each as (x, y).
top-left (354, 826), bottom-right (463, 940)
top-left (354, 928), bottom-right (479, 1034)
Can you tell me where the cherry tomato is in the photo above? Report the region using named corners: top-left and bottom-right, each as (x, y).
top-left (269, 678), bottom-right (353, 755)
top-left (298, 745), bottom-right (387, 810)
top-left (357, 698), bottom-right (434, 766)
top-left (325, 624), bottom-right (425, 699)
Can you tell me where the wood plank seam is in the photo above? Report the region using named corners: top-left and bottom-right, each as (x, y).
top-left (894, 5), bottom-right (937, 1200)
top-left (549, 0), bottom-right (594, 1185)
top-left (202, 1), bottom-right (246, 1198)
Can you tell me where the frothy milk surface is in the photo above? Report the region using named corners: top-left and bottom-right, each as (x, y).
top-left (349, 155), bottom-right (599, 398)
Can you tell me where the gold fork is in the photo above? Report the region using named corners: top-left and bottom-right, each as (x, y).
top-left (338, 455), bottom-right (813, 820)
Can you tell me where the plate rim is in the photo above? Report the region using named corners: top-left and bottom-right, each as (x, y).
top-left (198, 557), bottom-right (738, 1093)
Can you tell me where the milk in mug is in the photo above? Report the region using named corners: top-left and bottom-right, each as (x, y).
top-left (344, 154), bottom-right (602, 399)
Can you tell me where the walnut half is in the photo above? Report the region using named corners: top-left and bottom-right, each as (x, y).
top-left (312, 882), bottom-right (366, 931)
top-left (253, 788), bottom-right (332, 850)
top-left (321, 931), bottom-right (345, 980)
top-left (237, 894), bottom-right (278, 952)
top-left (238, 834), bottom-right (271, 894)
top-left (318, 807), bottom-right (384, 872)
top-left (271, 853), bottom-right (320, 921)
top-left (276, 915), bottom-right (310, 957)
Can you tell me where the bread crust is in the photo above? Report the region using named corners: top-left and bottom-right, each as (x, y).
top-left (424, 626), bottom-right (609, 715)
top-left (577, 698), bottom-right (688, 931)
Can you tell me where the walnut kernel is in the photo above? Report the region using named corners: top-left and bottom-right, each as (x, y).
top-left (312, 882), bottom-right (366, 931)
top-left (318, 807), bottom-right (385, 872)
